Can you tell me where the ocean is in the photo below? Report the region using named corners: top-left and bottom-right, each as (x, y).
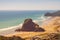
top-left (0, 10), bottom-right (56, 29)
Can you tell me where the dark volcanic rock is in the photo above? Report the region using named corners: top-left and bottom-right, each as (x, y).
top-left (21, 19), bottom-right (36, 31)
top-left (15, 19), bottom-right (45, 32)
top-left (45, 11), bottom-right (60, 16)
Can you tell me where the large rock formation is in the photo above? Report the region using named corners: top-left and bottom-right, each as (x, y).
top-left (21, 19), bottom-right (36, 31)
top-left (15, 19), bottom-right (45, 32)
top-left (45, 11), bottom-right (60, 16)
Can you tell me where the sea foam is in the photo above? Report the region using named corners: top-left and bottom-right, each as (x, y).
top-left (0, 23), bottom-right (22, 32)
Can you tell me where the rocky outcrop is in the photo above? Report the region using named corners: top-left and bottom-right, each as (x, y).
top-left (21, 19), bottom-right (36, 31)
top-left (45, 11), bottom-right (60, 16)
top-left (15, 19), bottom-right (45, 32)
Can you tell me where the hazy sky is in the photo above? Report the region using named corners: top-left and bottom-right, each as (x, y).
top-left (0, 0), bottom-right (60, 10)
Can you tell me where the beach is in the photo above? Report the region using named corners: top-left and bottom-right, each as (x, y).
top-left (0, 23), bottom-right (22, 35)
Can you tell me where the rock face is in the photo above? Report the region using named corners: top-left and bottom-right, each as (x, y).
top-left (45, 11), bottom-right (60, 16)
top-left (15, 19), bottom-right (45, 32)
top-left (21, 19), bottom-right (36, 31)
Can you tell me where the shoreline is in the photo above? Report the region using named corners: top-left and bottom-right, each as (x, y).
top-left (0, 18), bottom-right (48, 35)
top-left (0, 24), bottom-right (22, 35)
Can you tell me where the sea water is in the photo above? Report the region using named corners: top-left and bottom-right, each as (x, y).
top-left (0, 10), bottom-right (56, 29)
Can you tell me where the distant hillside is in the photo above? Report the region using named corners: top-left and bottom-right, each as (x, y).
top-left (42, 17), bottom-right (60, 33)
top-left (45, 11), bottom-right (60, 16)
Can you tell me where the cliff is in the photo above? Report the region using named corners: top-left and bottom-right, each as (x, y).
top-left (45, 11), bottom-right (60, 16)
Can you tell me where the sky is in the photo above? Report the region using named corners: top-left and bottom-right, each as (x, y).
top-left (0, 0), bottom-right (60, 10)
